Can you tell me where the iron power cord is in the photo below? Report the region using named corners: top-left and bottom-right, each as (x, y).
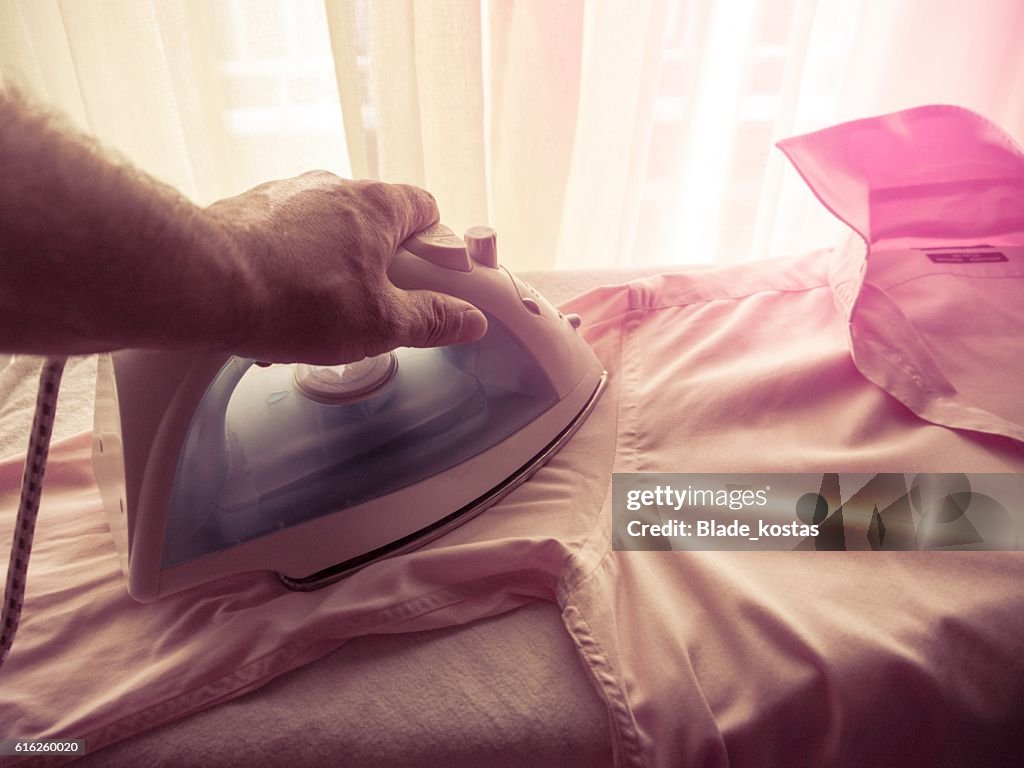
top-left (0, 356), bottom-right (66, 671)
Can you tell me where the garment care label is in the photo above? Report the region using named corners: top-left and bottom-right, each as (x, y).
top-left (611, 473), bottom-right (1024, 551)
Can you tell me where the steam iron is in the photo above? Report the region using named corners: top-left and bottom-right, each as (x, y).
top-left (92, 224), bottom-right (607, 602)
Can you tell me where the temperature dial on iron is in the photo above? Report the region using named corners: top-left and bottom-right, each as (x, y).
top-left (464, 226), bottom-right (498, 268)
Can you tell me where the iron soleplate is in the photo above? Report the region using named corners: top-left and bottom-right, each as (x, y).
top-left (279, 370), bottom-right (608, 591)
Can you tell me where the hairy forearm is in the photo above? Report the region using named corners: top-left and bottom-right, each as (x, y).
top-left (0, 89), bottom-right (248, 355)
top-left (1, 90), bottom-right (485, 365)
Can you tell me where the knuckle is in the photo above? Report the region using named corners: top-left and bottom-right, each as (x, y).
top-left (352, 181), bottom-right (398, 227)
top-left (417, 294), bottom-right (453, 347)
top-left (395, 182), bottom-right (434, 204)
top-left (362, 293), bottom-right (401, 341)
top-left (356, 180), bottom-right (391, 204)
top-left (300, 169), bottom-right (339, 182)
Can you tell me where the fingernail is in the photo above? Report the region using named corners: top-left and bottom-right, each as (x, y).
top-left (459, 309), bottom-right (488, 342)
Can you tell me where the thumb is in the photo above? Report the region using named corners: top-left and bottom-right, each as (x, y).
top-left (392, 290), bottom-right (488, 349)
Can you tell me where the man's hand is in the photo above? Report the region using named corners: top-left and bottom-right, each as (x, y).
top-left (0, 89), bottom-right (486, 361)
top-left (207, 172), bottom-right (487, 364)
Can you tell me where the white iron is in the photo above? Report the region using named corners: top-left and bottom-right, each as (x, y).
top-left (92, 224), bottom-right (606, 602)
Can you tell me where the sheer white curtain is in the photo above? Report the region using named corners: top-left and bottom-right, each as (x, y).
top-left (2, 0), bottom-right (1022, 271)
top-left (0, 0), bottom-right (352, 202)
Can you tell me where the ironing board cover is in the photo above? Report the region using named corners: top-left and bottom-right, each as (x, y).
top-left (2, 105), bottom-right (1024, 767)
